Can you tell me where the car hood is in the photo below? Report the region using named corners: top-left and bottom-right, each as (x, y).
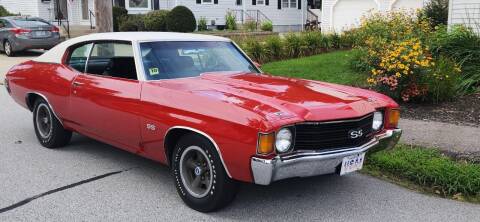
top-left (152, 72), bottom-right (396, 129)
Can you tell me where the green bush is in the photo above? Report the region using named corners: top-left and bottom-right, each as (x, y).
top-left (112, 6), bottom-right (128, 32)
top-left (284, 33), bottom-right (306, 58)
top-left (422, 0), bottom-right (449, 28)
top-left (198, 17), bottom-right (208, 31)
top-left (0, 6), bottom-right (14, 17)
top-left (166, 6), bottom-right (196, 32)
top-left (260, 21), bottom-right (273, 32)
top-left (118, 14), bottom-right (146, 31)
top-left (225, 12), bottom-right (237, 30)
top-left (243, 20), bottom-right (257, 32)
top-left (422, 56), bottom-right (461, 103)
top-left (144, 10), bottom-right (169, 31)
top-left (301, 31), bottom-right (323, 55)
top-left (430, 25), bottom-right (480, 94)
top-left (366, 144), bottom-right (480, 197)
top-left (242, 38), bottom-right (265, 63)
top-left (264, 36), bottom-right (283, 61)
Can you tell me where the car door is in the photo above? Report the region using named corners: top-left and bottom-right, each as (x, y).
top-left (67, 41), bottom-right (142, 151)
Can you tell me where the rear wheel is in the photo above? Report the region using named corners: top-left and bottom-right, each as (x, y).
top-left (4, 40), bottom-right (14, 57)
top-left (33, 98), bottom-right (72, 148)
top-left (172, 133), bottom-right (238, 212)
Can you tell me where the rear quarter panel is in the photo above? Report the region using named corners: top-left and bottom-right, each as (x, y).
top-left (6, 61), bottom-right (77, 126)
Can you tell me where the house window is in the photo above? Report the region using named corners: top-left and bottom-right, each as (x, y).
top-left (127, 0), bottom-right (151, 10)
top-left (282, 0), bottom-right (296, 8)
top-left (257, 0), bottom-right (265, 5)
top-left (202, 0), bottom-right (213, 4)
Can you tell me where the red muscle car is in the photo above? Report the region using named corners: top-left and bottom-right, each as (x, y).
top-left (4, 32), bottom-right (402, 212)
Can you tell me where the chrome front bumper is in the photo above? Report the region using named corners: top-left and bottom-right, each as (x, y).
top-left (251, 129), bottom-right (402, 185)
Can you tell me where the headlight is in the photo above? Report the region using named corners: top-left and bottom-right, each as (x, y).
top-left (372, 111), bottom-right (384, 131)
top-left (275, 128), bottom-right (292, 153)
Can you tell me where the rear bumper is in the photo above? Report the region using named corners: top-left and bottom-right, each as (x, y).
top-left (11, 35), bottom-right (61, 51)
top-left (251, 128), bottom-right (402, 185)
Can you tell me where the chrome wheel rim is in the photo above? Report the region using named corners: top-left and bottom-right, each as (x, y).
top-left (179, 146), bottom-right (213, 198)
top-left (35, 103), bottom-right (53, 139)
top-left (5, 42), bottom-right (11, 55)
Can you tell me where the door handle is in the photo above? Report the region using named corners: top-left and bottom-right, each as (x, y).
top-left (72, 81), bottom-right (84, 87)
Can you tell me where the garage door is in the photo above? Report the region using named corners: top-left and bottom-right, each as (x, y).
top-left (332, 0), bottom-right (378, 33)
top-left (392, 0), bottom-right (424, 11)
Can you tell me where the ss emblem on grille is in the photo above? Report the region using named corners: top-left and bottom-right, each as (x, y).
top-left (348, 129), bottom-right (363, 139)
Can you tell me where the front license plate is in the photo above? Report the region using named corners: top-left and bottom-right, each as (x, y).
top-left (340, 153), bottom-right (365, 175)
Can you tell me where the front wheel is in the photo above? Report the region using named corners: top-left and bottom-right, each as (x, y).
top-left (172, 133), bottom-right (238, 212)
top-left (33, 98), bottom-right (72, 148)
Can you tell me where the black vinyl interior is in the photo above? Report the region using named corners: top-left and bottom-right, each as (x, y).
top-left (86, 57), bottom-right (137, 80)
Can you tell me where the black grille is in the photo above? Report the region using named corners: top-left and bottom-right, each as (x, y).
top-left (294, 114), bottom-right (374, 151)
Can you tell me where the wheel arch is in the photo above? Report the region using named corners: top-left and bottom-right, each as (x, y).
top-left (25, 92), bottom-right (64, 126)
top-left (164, 126), bottom-right (232, 178)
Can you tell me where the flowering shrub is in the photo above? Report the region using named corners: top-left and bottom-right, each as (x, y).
top-left (367, 38), bottom-right (434, 101)
top-left (350, 10), bottom-right (462, 103)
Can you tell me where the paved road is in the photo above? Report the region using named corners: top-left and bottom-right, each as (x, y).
top-left (0, 84), bottom-right (479, 221)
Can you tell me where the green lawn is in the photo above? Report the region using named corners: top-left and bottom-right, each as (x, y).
top-left (262, 50), bottom-right (366, 87)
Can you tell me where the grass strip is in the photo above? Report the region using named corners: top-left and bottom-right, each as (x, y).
top-left (364, 144), bottom-right (480, 203)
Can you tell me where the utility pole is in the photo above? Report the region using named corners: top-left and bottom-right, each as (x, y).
top-left (94, 0), bottom-right (113, 32)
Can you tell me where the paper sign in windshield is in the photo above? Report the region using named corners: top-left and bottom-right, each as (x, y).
top-left (149, 68), bottom-right (159, 75)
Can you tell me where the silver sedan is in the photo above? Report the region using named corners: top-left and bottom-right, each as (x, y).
top-left (0, 16), bottom-right (61, 56)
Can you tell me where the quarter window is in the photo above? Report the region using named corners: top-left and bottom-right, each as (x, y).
top-left (68, 43), bottom-right (93, 73)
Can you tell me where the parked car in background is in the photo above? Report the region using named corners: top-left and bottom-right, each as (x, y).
top-left (0, 16), bottom-right (61, 56)
top-left (4, 32), bottom-right (402, 212)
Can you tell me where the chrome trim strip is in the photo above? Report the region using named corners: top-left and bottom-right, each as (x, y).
top-left (164, 126), bottom-right (232, 178)
top-left (25, 92), bottom-right (64, 127)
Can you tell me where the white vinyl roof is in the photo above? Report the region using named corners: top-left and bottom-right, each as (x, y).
top-left (34, 32), bottom-right (231, 64)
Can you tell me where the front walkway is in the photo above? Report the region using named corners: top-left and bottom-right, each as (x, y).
top-left (399, 118), bottom-right (480, 154)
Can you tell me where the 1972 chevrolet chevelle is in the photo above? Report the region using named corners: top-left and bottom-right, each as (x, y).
top-left (4, 32), bottom-right (402, 212)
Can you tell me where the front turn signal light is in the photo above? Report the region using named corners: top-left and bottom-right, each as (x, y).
top-left (257, 133), bottom-right (274, 155)
top-left (388, 109), bottom-right (400, 128)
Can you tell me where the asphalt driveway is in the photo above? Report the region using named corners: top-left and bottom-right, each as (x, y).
top-left (0, 53), bottom-right (479, 221)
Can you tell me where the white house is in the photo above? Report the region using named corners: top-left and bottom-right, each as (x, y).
top-left (112, 0), bottom-right (426, 32)
top-left (0, 0), bottom-right (426, 33)
top-left (448, 0), bottom-right (480, 34)
top-left (113, 0), bottom-right (308, 32)
top-left (320, 0), bottom-right (426, 33)
top-left (0, 0), bottom-right (96, 26)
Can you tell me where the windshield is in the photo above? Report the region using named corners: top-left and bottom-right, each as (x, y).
top-left (140, 41), bottom-right (259, 80)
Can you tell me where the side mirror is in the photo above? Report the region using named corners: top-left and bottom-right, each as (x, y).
top-left (253, 61), bottom-right (262, 69)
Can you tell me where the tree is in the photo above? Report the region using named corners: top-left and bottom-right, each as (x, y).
top-left (94, 0), bottom-right (113, 32)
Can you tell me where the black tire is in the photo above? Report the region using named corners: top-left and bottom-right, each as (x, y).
top-left (4, 40), bottom-right (14, 57)
top-left (172, 133), bottom-right (238, 212)
top-left (33, 98), bottom-right (72, 148)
